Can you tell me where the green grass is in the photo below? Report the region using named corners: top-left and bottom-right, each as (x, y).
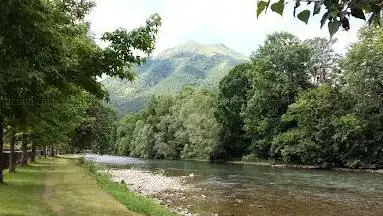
top-left (82, 160), bottom-right (176, 216)
top-left (0, 158), bottom-right (139, 216)
top-left (0, 161), bottom-right (54, 216)
top-left (0, 157), bottom-right (175, 216)
top-left (44, 158), bottom-right (139, 216)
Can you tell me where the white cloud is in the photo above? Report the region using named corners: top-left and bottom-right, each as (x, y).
top-left (88, 0), bottom-right (366, 56)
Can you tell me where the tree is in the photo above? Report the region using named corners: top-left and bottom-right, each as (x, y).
top-left (71, 100), bottom-right (118, 155)
top-left (304, 37), bottom-right (341, 86)
top-left (257, 0), bottom-right (382, 36)
top-left (242, 32), bottom-right (312, 158)
top-left (29, 88), bottom-right (89, 156)
top-left (341, 26), bottom-right (383, 166)
top-left (116, 114), bottom-right (141, 156)
top-left (8, 130), bottom-right (17, 173)
top-left (171, 87), bottom-right (221, 160)
top-left (272, 86), bottom-right (356, 165)
top-left (215, 63), bottom-right (253, 159)
top-left (0, 0), bottom-right (161, 183)
top-left (117, 87), bottom-right (221, 160)
top-left (130, 120), bottom-right (155, 158)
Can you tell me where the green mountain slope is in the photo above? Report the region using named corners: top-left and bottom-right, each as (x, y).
top-left (102, 41), bottom-right (248, 113)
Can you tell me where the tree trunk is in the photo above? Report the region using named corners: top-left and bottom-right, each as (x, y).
top-left (31, 143), bottom-right (36, 162)
top-left (43, 146), bottom-right (47, 158)
top-left (0, 115), bottom-right (4, 184)
top-left (9, 131), bottom-right (16, 173)
top-left (50, 146), bottom-right (54, 157)
top-left (21, 142), bottom-right (28, 166)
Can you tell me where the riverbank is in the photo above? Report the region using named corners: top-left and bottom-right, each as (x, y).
top-left (228, 160), bottom-right (383, 173)
top-left (0, 157), bottom-right (175, 216)
top-left (86, 169), bottom-right (177, 215)
top-left (106, 168), bottom-right (196, 215)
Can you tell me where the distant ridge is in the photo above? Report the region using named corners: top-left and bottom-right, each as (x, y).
top-left (155, 40), bottom-right (247, 60)
top-left (102, 41), bottom-right (248, 114)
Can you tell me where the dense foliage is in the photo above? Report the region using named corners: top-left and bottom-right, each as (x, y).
top-left (0, 0), bottom-right (161, 183)
top-left (117, 29), bottom-right (383, 168)
top-left (71, 100), bottom-right (118, 155)
top-left (117, 87), bottom-right (221, 160)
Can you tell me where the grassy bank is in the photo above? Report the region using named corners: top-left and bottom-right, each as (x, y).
top-left (0, 157), bottom-right (175, 216)
top-left (0, 160), bottom-right (53, 216)
top-left (79, 158), bottom-right (176, 216)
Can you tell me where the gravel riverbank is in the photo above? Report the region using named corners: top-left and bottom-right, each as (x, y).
top-left (108, 168), bottom-right (197, 216)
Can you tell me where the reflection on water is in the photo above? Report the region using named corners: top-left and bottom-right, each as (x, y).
top-left (86, 154), bottom-right (383, 216)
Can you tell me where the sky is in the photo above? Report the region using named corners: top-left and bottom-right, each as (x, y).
top-left (87, 0), bottom-right (367, 56)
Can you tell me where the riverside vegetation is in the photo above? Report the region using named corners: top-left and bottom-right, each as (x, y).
top-left (1, 0), bottom-right (383, 215)
top-left (114, 29), bottom-right (383, 169)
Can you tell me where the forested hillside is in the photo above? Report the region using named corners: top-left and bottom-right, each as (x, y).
top-left (102, 41), bottom-right (247, 113)
top-left (116, 29), bottom-right (383, 169)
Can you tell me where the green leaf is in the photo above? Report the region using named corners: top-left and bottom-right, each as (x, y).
top-left (271, 0), bottom-right (285, 16)
top-left (313, 1), bottom-right (321, 16)
top-left (297, 10), bottom-right (310, 24)
top-left (257, 1), bottom-right (269, 18)
top-left (328, 20), bottom-right (341, 37)
top-left (320, 12), bottom-right (329, 28)
top-left (351, 8), bottom-right (365, 20)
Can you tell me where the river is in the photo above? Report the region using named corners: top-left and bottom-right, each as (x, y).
top-left (86, 155), bottom-right (383, 216)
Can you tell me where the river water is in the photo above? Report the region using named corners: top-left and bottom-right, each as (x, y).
top-left (87, 155), bottom-right (383, 216)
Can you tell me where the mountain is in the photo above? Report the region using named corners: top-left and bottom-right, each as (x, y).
top-left (102, 41), bottom-right (248, 114)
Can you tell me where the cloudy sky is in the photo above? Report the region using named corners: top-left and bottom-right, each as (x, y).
top-left (87, 0), bottom-right (366, 56)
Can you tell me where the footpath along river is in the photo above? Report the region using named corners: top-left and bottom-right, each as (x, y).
top-left (86, 154), bottom-right (383, 216)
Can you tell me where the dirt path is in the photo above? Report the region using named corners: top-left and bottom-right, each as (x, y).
top-left (42, 158), bottom-right (140, 216)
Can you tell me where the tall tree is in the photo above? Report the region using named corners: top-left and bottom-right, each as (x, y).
top-left (272, 85), bottom-right (356, 165)
top-left (0, 0), bottom-right (161, 183)
top-left (215, 63), bottom-right (253, 159)
top-left (304, 37), bottom-right (341, 86)
top-left (242, 32), bottom-right (312, 158)
top-left (341, 26), bottom-right (383, 166)
top-left (71, 100), bottom-right (118, 155)
top-left (171, 87), bottom-right (221, 160)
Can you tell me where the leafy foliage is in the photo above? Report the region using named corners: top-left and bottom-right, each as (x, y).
top-left (116, 87), bottom-right (221, 160)
top-left (116, 29), bottom-right (383, 168)
top-left (215, 64), bottom-right (253, 158)
top-left (272, 86), bottom-right (356, 165)
top-left (241, 32), bottom-right (312, 157)
top-left (71, 100), bottom-right (118, 155)
top-left (257, 0), bottom-right (383, 36)
top-left (0, 0), bottom-right (161, 182)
